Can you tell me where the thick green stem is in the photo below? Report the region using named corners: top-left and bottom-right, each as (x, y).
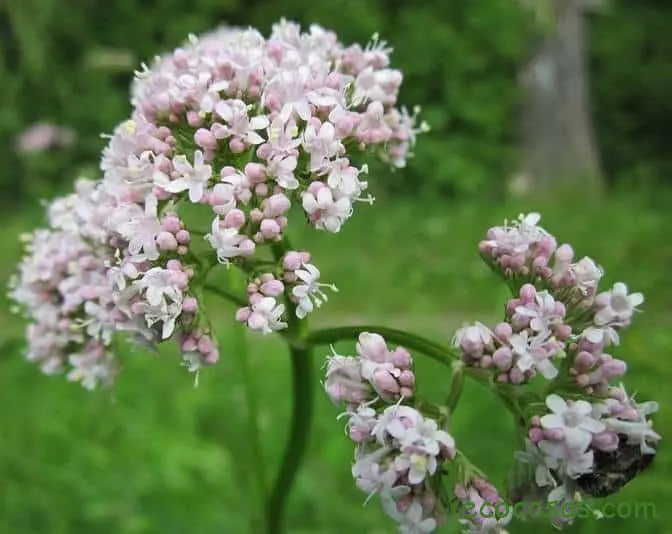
top-left (265, 342), bottom-right (313, 534)
top-left (265, 235), bottom-right (315, 534)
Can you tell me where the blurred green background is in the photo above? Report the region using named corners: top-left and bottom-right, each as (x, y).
top-left (0, 1), bottom-right (670, 533)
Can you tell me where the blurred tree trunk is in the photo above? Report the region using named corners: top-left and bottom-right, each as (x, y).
top-left (512, 0), bottom-right (606, 196)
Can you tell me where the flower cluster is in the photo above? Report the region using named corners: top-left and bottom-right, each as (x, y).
top-left (515, 388), bottom-right (660, 526)
top-left (454, 477), bottom-right (511, 533)
top-left (325, 333), bottom-right (455, 533)
top-left (8, 20), bottom-right (425, 387)
top-left (468, 213), bottom-right (661, 527)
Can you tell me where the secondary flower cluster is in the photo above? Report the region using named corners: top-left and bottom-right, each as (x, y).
top-left (8, 21), bottom-right (425, 388)
top-left (460, 213), bottom-right (660, 528)
top-left (515, 388), bottom-right (660, 527)
top-left (324, 333), bottom-right (455, 533)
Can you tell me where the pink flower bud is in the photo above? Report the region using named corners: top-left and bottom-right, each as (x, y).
top-left (356, 332), bottom-right (388, 362)
top-left (529, 427), bottom-right (544, 444)
top-left (249, 208), bottom-right (264, 223)
top-left (492, 347), bottom-right (513, 370)
top-left (389, 347), bottom-right (412, 369)
top-left (592, 431), bottom-right (619, 452)
top-left (229, 138), bottom-right (246, 153)
top-left (263, 193), bottom-right (291, 217)
top-left (186, 111), bottom-right (202, 127)
top-left (223, 209), bottom-right (246, 229)
top-left (398, 370), bottom-right (415, 387)
top-left (509, 367), bottom-right (524, 384)
top-left (372, 369), bottom-right (400, 397)
top-left (493, 322), bottom-right (513, 340)
top-left (182, 338), bottom-right (198, 352)
top-left (555, 244), bottom-right (574, 265)
top-left (520, 284), bottom-right (537, 304)
top-left (260, 279), bottom-right (284, 297)
top-left (182, 297), bottom-right (198, 313)
top-left (166, 259), bottom-right (182, 271)
top-left (236, 307), bottom-right (251, 322)
top-left (575, 373), bottom-right (590, 387)
top-left (177, 245), bottom-right (188, 255)
top-left (255, 183), bottom-right (269, 197)
top-left (194, 128), bottom-right (217, 150)
top-left (205, 349), bottom-right (220, 364)
top-left (157, 231), bottom-right (178, 251)
top-left (175, 229), bottom-right (190, 245)
top-left (244, 162), bottom-right (266, 183)
top-left (220, 166), bottom-right (237, 178)
top-left (197, 337), bottom-right (214, 354)
top-left (574, 350), bottom-right (594, 370)
top-left (283, 251), bottom-right (303, 271)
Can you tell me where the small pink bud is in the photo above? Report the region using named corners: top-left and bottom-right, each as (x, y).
top-left (400, 386), bottom-right (413, 398)
top-left (398, 370), bottom-right (415, 387)
top-left (493, 322), bottom-right (513, 340)
top-left (244, 162), bottom-right (266, 183)
top-left (520, 284), bottom-right (537, 304)
top-left (186, 111), bottom-right (202, 127)
top-left (555, 244), bottom-right (574, 265)
top-left (574, 350), bottom-right (594, 370)
top-left (255, 183), bottom-right (269, 197)
top-left (529, 427), bottom-right (544, 444)
top-left (249, 208), bottom-right (264, 222)
top-left (592, 431), bottom-right (619, 452)
top-left (177, 245), bottom-right (188, 255)
top-left (492, 347), bottom-right (512, 370)
top-left (220, 166), bottom-right (237, 178)
top-left (555, 324), bottom-right (572, 339)
top-left (223, 209), bottom-right (246, 229)
top-left (575, 373), bottom-right (590, 387)
top-left (175, 229), bottom-right (190, 245)
top-left (166, 259), bottom-right (182, 270)
top-left (480, 355), bottom-right (493, 368)
top-left (157, 231), bottom-right (178, 251)
top-left (182, 338), bottom-right (198, 352)
top-left (530, 416), bottom-right (542, 426)
top-left (197, 337), bottom-right (214, 354)
top-left (263, 193), bottom-right (291, 217)
top-left (283, 251), bottom-right (303, 271)
top-left (205, 349), bottom-right (220, 364)
top-left (260, 279), bottom-right (284, 297)
top-left (389, 347), bottom-right (412, 369)
top-left (509, 367), bottom-right (524, 384)
top-left (194, 128), bottom-right (217, 149)
top-left (182, 297), bottom-right (198, 313)
top-left (229, 138), bottom-right (246, 153)
top-left (236, 307), bottom-right (251, 322)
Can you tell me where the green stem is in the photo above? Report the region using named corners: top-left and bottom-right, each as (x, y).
top-left (265, 235), bottom-right (314, 534)
top-left (227, 271), bottom-right (267, 517)
top-left (306, 325), bottom-right (460, 368)
top-left (445, 360), bottom-right (465, 414)
top-left (265, 342), bottom-right (313, 534)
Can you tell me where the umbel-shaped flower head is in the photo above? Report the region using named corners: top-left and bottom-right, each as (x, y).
top-left (8, 20), bottom-right (427, 388)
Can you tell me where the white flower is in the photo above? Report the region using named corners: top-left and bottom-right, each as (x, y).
top-left (373, 403), bottom-right (423, 445)
top-left (538, 440), bottom-right (595, 479)
top-left (302, 121), bottom-right (342, 171)
top-left (515, 290), bottom-right (563, 333)
top-left (291, 263), bottom-right (337, 319)
top-left (569, 257), bottom-right (603, 295)
top-left (267, 154), bottom-right (299, 190)
top-left (247, 297), bottom-right (287, 334)
top-left (215, 99), bottom-right (269, 145)
top-left (205, 217), bottom-right (245, 264)
top-left (594, 282), bottom-right (644, 326)
top-left (115, 194), bottom-right (163, 261)
top-left (302, 187), bottom-right (353, 232)
top-left (510, 330), bottom-right (559, 380)
top-left (540, 394), bottom-right (605, 451)
top-left (157, 149), bottom-right (212, 202)
top-left (133, 267), bottom-right (182, 308)
top-left (352, 446), bottom-right (398, 500)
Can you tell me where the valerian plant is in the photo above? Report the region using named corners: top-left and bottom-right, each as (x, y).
top-left (7, 20), bottom-right (660, 534)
